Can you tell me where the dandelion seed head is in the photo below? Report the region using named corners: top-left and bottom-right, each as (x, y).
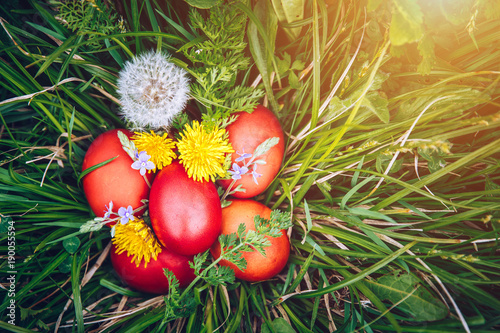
top-left (117, 51), bottom-right (190, 129)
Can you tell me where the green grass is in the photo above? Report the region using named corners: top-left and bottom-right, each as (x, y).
top-left (1, 0), bottom-right (499, 332)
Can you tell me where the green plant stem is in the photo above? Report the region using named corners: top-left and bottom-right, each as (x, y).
top-left (142, 174), bottom-right (151, 188)
top-left (221, 178), bottom-right (237, 201)
top-left (178, 241), bottom-right (249, 301)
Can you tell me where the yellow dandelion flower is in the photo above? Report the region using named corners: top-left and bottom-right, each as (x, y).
top-left (112, 219), bottom-right (162, 268)
top-left (132, 130), bottom-right (177, 171)
top-left (177, 121), bottom-right (234, 182)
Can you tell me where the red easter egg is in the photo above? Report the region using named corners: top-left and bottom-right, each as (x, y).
top-left (82, 129), bottom-right (153, 220)
top-left (149, 161), bottom-right (222, 256)
top-left (110, 244), bottom-right (195, 294)
top-left (210, 199), bottom-right (290, 282)
top-left (218, 105), bottom-right (285, 198)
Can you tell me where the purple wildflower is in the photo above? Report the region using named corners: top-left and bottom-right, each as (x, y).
top-left (235, 149), bottom-right (252, 162)
top-left (229, 163), bottom-right (248, 180)
top-left (132, 151), bottom-right (155, 176)
top-left (118, 205), bottom-right (135, 225)
top-left (251, 167), bottom-right (262, 185)
top-left (104, 201), bottom-right (114, 219)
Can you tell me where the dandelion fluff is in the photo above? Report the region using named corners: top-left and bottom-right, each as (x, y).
top-left (117, 51), bottom-right (189, 129)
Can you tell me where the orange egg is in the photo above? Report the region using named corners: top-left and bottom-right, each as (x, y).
top-left (218, 105), bottom-right (285, 198)
top-left (82, 129), bottom-right (153, 221)
top-left (210, 199), bottom-right (290, 282)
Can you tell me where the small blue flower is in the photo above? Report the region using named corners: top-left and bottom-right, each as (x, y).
top-left (132, 151), bottom-right (155, 176)
top-left (104, 201), bottom-right (114, 219)
top-left (118, 205), bottom-right (135, 225)
top-left (229, 163), bottom-right (248, 180)
top-left (251, 168), bottom-right (262, 185)
top-left (235, 149), bottom-right (252, 163)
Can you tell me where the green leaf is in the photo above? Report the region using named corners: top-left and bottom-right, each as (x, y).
top-left (397, 200), bottom-right (432, 220)
top-left (71, 253), bottom-right (84, 333)
top-left (389, 0), bottom-right (424, 46)
top-left (237, 223), bottom-right (247, 239)
top-left (276, 52), bottom-right (291, 74)
top-left (347, 207), bottom-right (397, 224)
top-left (394, 87), bottom-right (485, 121)
top-left (253, 137), bottom-right (280, 159)
top-left (63, 236), bottom-right (81, 254)
top-left (269, 0), bottom-right (287, 22)
top-left (184, 0), bottom-right (220, 9)
top-left (439, 0), bottom-right (474, 25)
top-left (270, 0), bottom-right (304, 40)
top-left (367, 0), bottom-right (384, 11)
top-left (286, 250), bottom-right (315, 293)
top-left (303, 199), bottom-right (312, 232)
top-left (190, 250), bottom-right (210, 276)
top-left (360, 91), bottom-right (390, 124)
top-left (418, 148), bottom-right (447, 173)
top-left (365, 271), bottom-right (448, 321)
top-left (288, 70), bottom-right (301, 89)
top-left (351, 156), bottom-right (365, 188)
top-left (243, 0), bottom-right (280, 113)
top-left (325, 96), bottom-right (351, 121)
top-left (58, 256), bottom-right (73, 274)
top-left (117, 130), bottom-right (137, 160)
top-left (477, 0), bottom-right (500, 20)
top-left (262, 317), bottom-right (296, 333)
top-left (35, 35), bottom-right (77, 78)
top-left (104, 39), bottom-right (124, 67)
top-left (204, 265), bottom-right (235, 286)
top-left (485, 176), bottom-right (500, 192)
top-left (291, 59), bottom-right (305, 71)
top-left (100, 279), bottom-right (143, 297)
top-left (25, 22), bottom-right (66, 41)
top-left (340, 175), bottom-right (376, 210)
top-left (19, 306), bottom-right (49, 322)
top-left (280, 0), bottom-right (304, 24)
top-left (0, 216), bottom-right (13, 233)
top-left (367, 20), bottom-right (384, 42)
top-left (77, 156), bottom-right (118, 183)
top-left (417, 33), bottom-right (436, 75)
top-left (393, 0), bottom-right (423, 25)
top-left (0, 321), bottom-right (35, 333)
top-left (47, 231), bottom-right (84, 245)
top-left (427, 156), bottom-right (446, 174)
top-left (304, 235), bottom-right (325, 256)
top-left (376, 154), bottom-right (404, 174)
top-left (79, 217), bottom-right (105, 233)
top-left (5, 252), bottom-right (70, 307)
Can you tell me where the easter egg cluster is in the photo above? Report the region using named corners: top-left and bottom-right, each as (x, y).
top-left (81, 106), bottom-right (290, 293)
